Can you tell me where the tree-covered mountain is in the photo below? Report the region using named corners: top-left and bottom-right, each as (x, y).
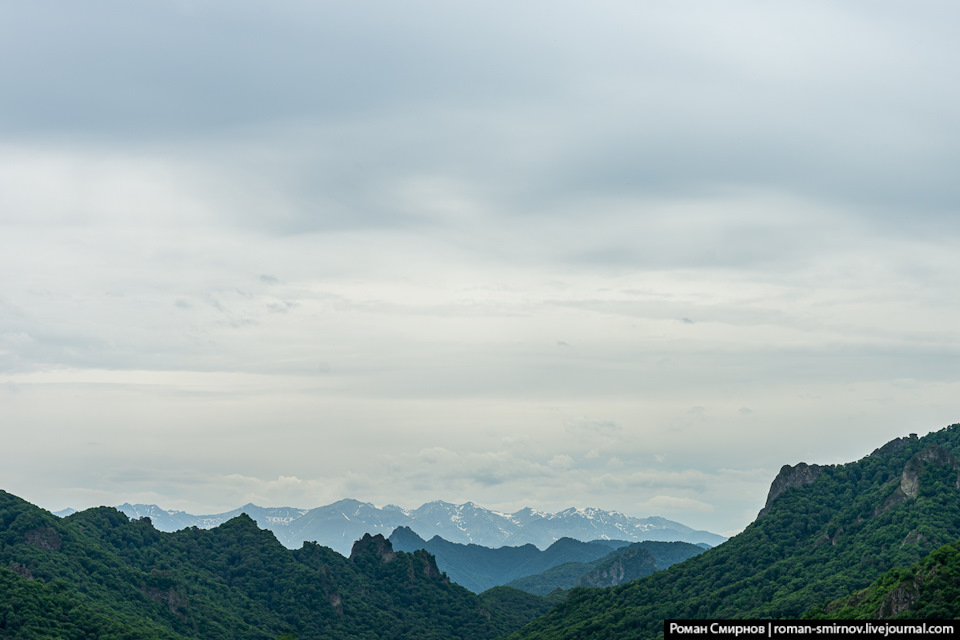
top-left (388, 526), bottom-right (627, 592)
top-left (505, 540), bottom-right (705, 596)
top-left (507, 424), bottom-right (960, 640)
top-left (114, 500), bottom-right (726, 554)
top-left (503, 541), bottom-right (707, 595)
top-left (575, 541), bottom-right (706, 589)
top-left (0, 490), bottom-right (551, 639)
top-left (808, 537), bottom-right (960, 619)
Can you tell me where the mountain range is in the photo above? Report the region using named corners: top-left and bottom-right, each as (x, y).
top-left (0, 490), bottom-right (553, 639)
top-left (389, 527), bottom-right (627, 593)
top-left (8, 423), bottom-right (960, 639)
top-left (388, 526), bottom-right (707, 594)
top-left (111, 500), bottom-right (726, 555)
top-left (505, 540), bottom-right (708, 595)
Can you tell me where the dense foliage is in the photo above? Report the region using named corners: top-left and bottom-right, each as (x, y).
top-left (507, 424), bottom-right (960, 640)
top-left (478, 586), bottom-right (563, 630)
top-left (809, 537), bottom-right (960, 619)
top-left (504, 561), bottom-right (597, 596)
top-left (0, 491), bottom-right (551, 639)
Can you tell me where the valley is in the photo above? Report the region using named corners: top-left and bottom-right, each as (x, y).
top-left (4, 424), bottom-right (960, 639)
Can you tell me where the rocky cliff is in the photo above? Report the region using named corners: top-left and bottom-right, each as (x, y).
top-left (758, 462), bottom-right (828, 518)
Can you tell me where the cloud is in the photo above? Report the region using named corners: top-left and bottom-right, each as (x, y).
top-left (2, 1), bottom-right (960, 537)
top-left (563, 418), bottom-right (622, 436)
top-left (637, 496), bottom-right (716, 514)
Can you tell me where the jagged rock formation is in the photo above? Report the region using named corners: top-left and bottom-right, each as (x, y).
top-left (876, 444), bottom-right (960, 514)
top-left (900, 444), bottom-right (960, 497)
top-left (876, 580), bottom-right (921, 618)
top-left (870, 433), bottom-right (918, 458)
top-left (350, 533), bottom-right (450, 585)
top-left (758, 462), bottom-right (828, 517)
top-left (753, 439), bottom-right (941, 521)
top-left (350, 533), bottom-right (397, 563)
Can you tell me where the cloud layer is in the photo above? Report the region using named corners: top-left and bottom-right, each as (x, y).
top-left (2, 1), bottom-right (959, 534)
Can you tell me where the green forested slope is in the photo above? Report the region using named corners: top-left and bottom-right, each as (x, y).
top-left (504, 541), bottom-right (704, 595)
top-left (0, 490), bottom-right (549, 639)
top-left (503, 561), bottom-right (597, 596)
top-left (507, 424), bottom-right (960, 640)
top-left (808, 537), bottom-right (960, 619)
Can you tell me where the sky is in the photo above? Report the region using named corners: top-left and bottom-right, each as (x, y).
top-left (2, 1), bottom-right (959, 537)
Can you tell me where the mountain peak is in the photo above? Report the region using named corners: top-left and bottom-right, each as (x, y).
top-left (350, 533), bottom-right (396, 563)
top-left (388, 526), bottom-right (426, 549)
top-left (870, 432), bottom-right (920, 458)
top-left (758, 462), bottom-right (828, 518)
top-left (114, 497), bottom-right (726, 553)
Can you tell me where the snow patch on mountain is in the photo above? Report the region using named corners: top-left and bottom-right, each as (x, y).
top-left (111, 499), bottom-right (726, 555)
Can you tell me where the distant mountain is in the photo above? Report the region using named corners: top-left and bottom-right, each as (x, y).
top-left (389, 526), bottom-right (628, 592)
top-left (574, 543), bottom-right (658, 588)
top-left (503, 540), bottom-right (707, 595)
top-left (508, 424), bottom-right (960, 639)
top-left (111, 499), bottom-right (725, 555)
top-left (0, 489), bottom-right (552, 639)
top-left (504, 561), bottom-right (597, 595)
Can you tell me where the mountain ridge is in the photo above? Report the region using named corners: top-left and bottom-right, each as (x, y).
top-left (388, 526), bottom-right (630, 593)
top-left (0, 489), bottom-right (553, 639)
top-left (507, 423), bottom-right (960, 639)
top-left (109, 499), bottom-right (726, 555)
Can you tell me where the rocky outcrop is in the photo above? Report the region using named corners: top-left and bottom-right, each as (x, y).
top-left (25, 526), bottom-right (62, 551)
top-left (876, 580), bottom-right (920, 618)
top-left (10, 562), bottom-right (33, 579)
top-left (877, 444), bottom-right (960, 515)
top-left (870, 433), bottom-right (918, 458)
top-left (328, 592), bottom-right (343, 615)
top-left (758, 463), bottom-right (827, 518)
top-left (412, 549), bottom-right (447, 582)
top-left (575, 546), bottom-right (657, 588)
top-left (350, 534), bottom-right (450, 586)
top-left (901, 444), bottom-right (960, 497)
top-left (141, 586), bottom-right (188, 620)
top-left (350, 533), bottom-right (396, 563)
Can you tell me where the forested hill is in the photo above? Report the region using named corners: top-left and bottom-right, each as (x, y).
top-left (507, 423), bottom-right (960, 640)
top-left (808, 537), bottom-right (960, 619)
top-left (0, 490), bottom-right (550, 639)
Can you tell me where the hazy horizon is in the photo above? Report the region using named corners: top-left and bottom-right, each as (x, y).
top-left (3, 1), bottom-right (960, 536)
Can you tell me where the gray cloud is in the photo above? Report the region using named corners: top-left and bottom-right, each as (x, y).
top-left (2, 1), bottom-right (960, 535)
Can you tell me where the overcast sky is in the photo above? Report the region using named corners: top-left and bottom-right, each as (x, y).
top-left (2, 1), bottom-right (959, 537)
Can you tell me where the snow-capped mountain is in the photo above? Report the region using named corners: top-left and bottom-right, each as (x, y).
top-left (111, 499), bottom-right (726, 555)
